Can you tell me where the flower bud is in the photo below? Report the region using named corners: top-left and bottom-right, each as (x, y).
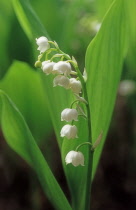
top-left (65, 151), bottom-right (84, 166)
top-left (60, 125), bottom-right (78, 139)
top-left (53, 61), bottom-right (72, 76)
top-left (35, 60), bottom-right (42, 68)
top-left (36, 36), bottom-right (50, 53)
top-left (42, 61), bottom-right (55, 75)
top-left (61, 108), bottom-right (78, 122)
top-left (69, 78), bottom-right (82, 94)
top-left (53, 75), bottom-right (70, 89)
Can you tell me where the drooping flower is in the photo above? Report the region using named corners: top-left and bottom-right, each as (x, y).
top-left (65, 151), bottom-right (84, 166)
top-left (42, 60), bottom-right (55, 75)
top-left (61, 108), bottom-right (78, 122)
top-left (53, 75), bottom-right (70, 89)
top-left (53, 61), bottom-right (72, 76)
top-left (60, 125), bottom-right (78, 139)
top-left (36, 36), bottom-right (50, 53)
top-left (69, 78), bottom-right (82, 94)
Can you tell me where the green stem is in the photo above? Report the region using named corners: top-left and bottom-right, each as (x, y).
top-left (76, 142), bottom-right (92, 151)
top-left (70, 100), bottom-right (79, 108)
top-left (83, 83), bottom-right (93, 210)
top-left (48, 41), bottom-right (71, 60)
top-left (78, 114), bottom-right (87, 119)
top-left (72, 63), bottom-right (93, 210)
top-left (74, 65), bottom-right (93, 210)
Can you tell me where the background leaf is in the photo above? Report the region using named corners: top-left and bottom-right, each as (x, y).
top-left (85, 0), bottom-right (127, 177)
top-left (0, 1), bottom-right (13, 77)
top-left (0, 60), bottom-right (52, 143)
top-left (0, 90), bottom-right (72, 210)
top-left (12, 0), bottom-right (49, 40)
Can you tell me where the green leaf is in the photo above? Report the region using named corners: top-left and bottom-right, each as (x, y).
top-left (12, 0), bottom-right (49, 40)
top-left (96, 0), bottom-right (114, 18)
top-left (0, 90), bottom-right (72, 210)
top-left (0, 1), bottom-right (13, 77)
top-left (0, 61), bottom-right (52, 143)
top-left (85, 0), bottom-right (127, 177)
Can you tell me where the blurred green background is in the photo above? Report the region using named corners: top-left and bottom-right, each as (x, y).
top-left (0, 0), bottom-right (136, 209)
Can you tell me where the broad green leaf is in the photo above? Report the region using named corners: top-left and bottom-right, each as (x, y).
top-left (0, 61), bottom-right (52, 143)
top-left (85, 0), bottom-right (127, 178)
top-left (0, 90), bottom-right (72, 210)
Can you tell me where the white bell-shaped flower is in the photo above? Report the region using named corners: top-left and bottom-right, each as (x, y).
top-left (65, 151), bottom-right (84, 166)
top-left (53, 61), bottom-right (72, 76)
top-left (53, 75), bottom-right (70, 89)
top-left (61, 108), bottom-right (78, 122)
top-left (60, 125), bottom-right (78, 139)
top-left (69, 78), bottom-right (82, 94)
top-left (42, 60), bottom-right (55, 75)
top-left (36, 36), bottom-right (50, 53)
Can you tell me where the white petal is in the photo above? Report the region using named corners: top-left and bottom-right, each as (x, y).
top-left (65, 151), bottom-right (84, 166)
top-left (53, 61), bottom-right (71, 76)
top-left (72, 152), bottom-right (84, 166)
top-left (61, 108), bottom-right (78, 122)
top-left (53, 75), bottom-right (70, 89)
top-left (36, 36), bottom-right (50, 53)
top-left (42, 61), bottom-right (55, 75)
top-left (70, 78), bottom-right (82, 94)
top-left (60, 125), bottom-right (78, 139)
top-left (65, 151), bottom-right (75, 164)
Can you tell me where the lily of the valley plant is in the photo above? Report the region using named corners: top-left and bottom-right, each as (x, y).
top-left (35, 36), bottom-right (102, 166)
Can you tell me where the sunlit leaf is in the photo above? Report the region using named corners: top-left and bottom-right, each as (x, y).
top-left (85, 0), bottom-right (127, 178)
top-left (96, 0), bottom-right (114, 18)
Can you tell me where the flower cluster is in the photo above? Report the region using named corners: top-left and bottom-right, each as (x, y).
top-left (35, 36), bottom-right (101, 167)
top-left (35, 37), bottom-right (82, 94)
